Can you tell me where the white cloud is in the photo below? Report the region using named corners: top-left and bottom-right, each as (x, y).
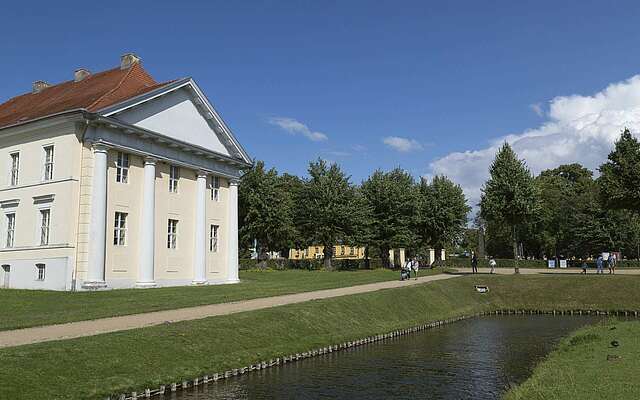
top-left (268, 117), bottom-right (328, 142)
top-left (430, 74), bottom-right (640, 208)
top-left (530, 102), bottom-right (544, 117)
top-left (383, 136), bottom-right (424, 152)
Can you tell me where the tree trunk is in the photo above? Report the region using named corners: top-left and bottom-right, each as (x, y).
top-left (364, 246), bottom-right (370, 269)
top-left (380, 246), bottom-right (391, 269)
top-left (323, 245), bottom-right (333, 270)
top-left (512, 225), bottom-right (519, 274)
top-left (257, 247), bottom-right (268, 270)
top-left (478, 226), bottom-right (486, 259)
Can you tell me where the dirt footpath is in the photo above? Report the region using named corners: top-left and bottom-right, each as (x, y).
top-left (0, 273), bottom-right (460, 348)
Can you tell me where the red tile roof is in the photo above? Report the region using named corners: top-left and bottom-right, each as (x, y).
top-left (0, 63), bottom-right (171, 129)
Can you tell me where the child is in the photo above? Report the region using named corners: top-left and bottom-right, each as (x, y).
top-left (489, 257), bottom-right (497, 274)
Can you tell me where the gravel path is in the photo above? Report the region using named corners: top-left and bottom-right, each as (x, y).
top-left (0, 273), bottom-right (459, 348)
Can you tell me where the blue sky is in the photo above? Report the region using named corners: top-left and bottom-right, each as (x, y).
top-left (3, 1), bottom-right (640, 203)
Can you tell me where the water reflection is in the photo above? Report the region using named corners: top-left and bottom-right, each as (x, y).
top-left (169, 316), bottom-right (600, 400)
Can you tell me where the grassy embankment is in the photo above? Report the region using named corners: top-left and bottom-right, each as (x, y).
top-left (0, 268), bottom-right (425, 331)
top-left (1, 274), bottom-right (640, 399)
top-left (506, 319), bottom-right (640, 400)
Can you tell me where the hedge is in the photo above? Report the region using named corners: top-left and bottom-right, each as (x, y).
top-left (444, 256), bottom-right (640, 269)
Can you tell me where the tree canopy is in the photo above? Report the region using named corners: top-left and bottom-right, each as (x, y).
top-left (296, 159), bottom-right (369, 269)
top-left (360, 168), bottom-right (418, 267)
top-left (480, 143), bottom-right (538, 270)
top-left (239, 161), bottom-right (297, 261)
top-left (599, 128), bottom-right (640, 212)
top-left (417, 175), bottom-right (470, 258)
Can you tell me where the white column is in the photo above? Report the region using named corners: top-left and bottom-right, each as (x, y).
top-left (84, 144), bottom-right (108, 289)
top-left (136, 157), bottom-right (157, 288)
top-left (192, 171), bottom-right (208, 285)
top-left (226, 179), bottom-right (240, 283)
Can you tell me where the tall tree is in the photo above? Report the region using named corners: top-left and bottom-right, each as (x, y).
top-left (480, 143), bottom-right (538, 272)
top-left (361, 168), bottom-right (418, 268)
top-left (296, 159), bottom-right (368, 270)
top-left (535, 164), bottom-right (595, 258)
top-left (599, 128), bottom-right (640, 212)
top-left (417, 175), bottom-right (470, 260)
top-left (239, 161), bottom-right (296, 265)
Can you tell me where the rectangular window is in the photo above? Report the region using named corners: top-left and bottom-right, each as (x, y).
top-left (5, 213), bottom-right (15, 248)
top-left (211, 176), bottom-right (220, 201)
top-left (169, 165), bottom-right (180, 193)
top-left (36, 264), bottom-right (45, 281)
top-left (113, 212), bottom-right (127, 246)
top-left (43, 145), bottom-right (54, 181)
top-left (209, 224), bottom-right (219, 252)
top-left (39, 209), bottom-right (50, 245)
top-left (10, 153), bottom-right (19, 186)
top-left (167, 219), bottom-right (178, 249)
top-left (116, 152), bottom-right (129, 183)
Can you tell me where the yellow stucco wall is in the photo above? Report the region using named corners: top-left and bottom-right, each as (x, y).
top-left (289, 245), bottom-right (365, 260)
top-left (0, 119), bottom-right (232, 289)
top-left (0, 123), bottom-right (81, 256)
top-left (101, 150), bottom-right (230, 286)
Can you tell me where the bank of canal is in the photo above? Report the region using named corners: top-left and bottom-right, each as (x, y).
top-left (171, 315), bottom-right (601, 400)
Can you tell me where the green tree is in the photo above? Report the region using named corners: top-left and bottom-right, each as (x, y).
top-left (599, 128), bottom-right (640, 212)
top-left (239, 161), bottom-right (296, 266)
top-left (535, 164), bottom-right (595, 258)
top-left (360, 168), bottom-right (418, 268)
top-left (480, 143), bottom-right (538, 272)
top-left (417, 175), bottom-right (470, 260)
top-left (296, 159), bottom-right (368, 270)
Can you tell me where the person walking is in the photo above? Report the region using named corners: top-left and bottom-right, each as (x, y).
top-left (471, 252), bottom-right (478, 274)
top-left (412, 257), bottom-right (419, 280)
top-left (489, 257), bottom-right (496, 274)
top-left (596, 255), bottom-right (604, 274)
top-left (608, 253), bottom-right (617, 274)
top-left (581, 261), bottom-right (588, 274)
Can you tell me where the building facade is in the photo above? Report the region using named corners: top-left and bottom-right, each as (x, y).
top-left (288, 245), bottom-right (365, 260)
top-left (0, 54), bottom-right (251, 290)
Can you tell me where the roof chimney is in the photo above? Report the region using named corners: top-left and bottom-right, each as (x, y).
top-left (32, 80), bottom-right (51, 94)
top-left (74, 68), bottom-right (91, 82)
top-left (120, 53), bottom-right (141, 70)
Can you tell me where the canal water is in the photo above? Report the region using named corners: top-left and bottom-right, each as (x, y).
top-left (169, 315), bottom-right (600, 400)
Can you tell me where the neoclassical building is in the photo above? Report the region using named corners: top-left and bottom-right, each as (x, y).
top-left (0, 54), bottom-right (251, 290)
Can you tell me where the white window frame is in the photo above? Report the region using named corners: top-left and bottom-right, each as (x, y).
top-left (113, 212), bottom-right (127, 246)
top-left (169, 165), bottom-right (180, 193)
top-left (5, 213), bottom-right (15, 248)
top-left (43, 145), bottom-right (54, 181)
top-left (39, 209), bottom-right (50, 246)
top-left (167, 219), bottom-right (178, 249)
top-left (211, 176), bottom-right (220, 201)
top-left (116, 152), bottom-right (129, 183)
top-left (209, 224), bottom-right (219, 252)
top-left (9, 152), bottom-right (19, 186)
top-left (35, 263), bottom-right (45, 281)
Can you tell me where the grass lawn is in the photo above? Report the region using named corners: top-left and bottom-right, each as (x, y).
top-left (1, 274), bottom-right (639, 399)
top-left (505, 319), bottom-right (640, 400)
top-left (0, 268), bottom-right (441, 331)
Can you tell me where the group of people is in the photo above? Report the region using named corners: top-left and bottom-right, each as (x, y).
top-left (401, 258), bottom-right (419, 280)
top-left (582, 253), bottom-right (617, 274)
top-left (470, 253), bottom-right (497, 274)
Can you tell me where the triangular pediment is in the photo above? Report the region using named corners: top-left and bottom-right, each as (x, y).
top-left (106, 82), bottom-right (249, 162)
